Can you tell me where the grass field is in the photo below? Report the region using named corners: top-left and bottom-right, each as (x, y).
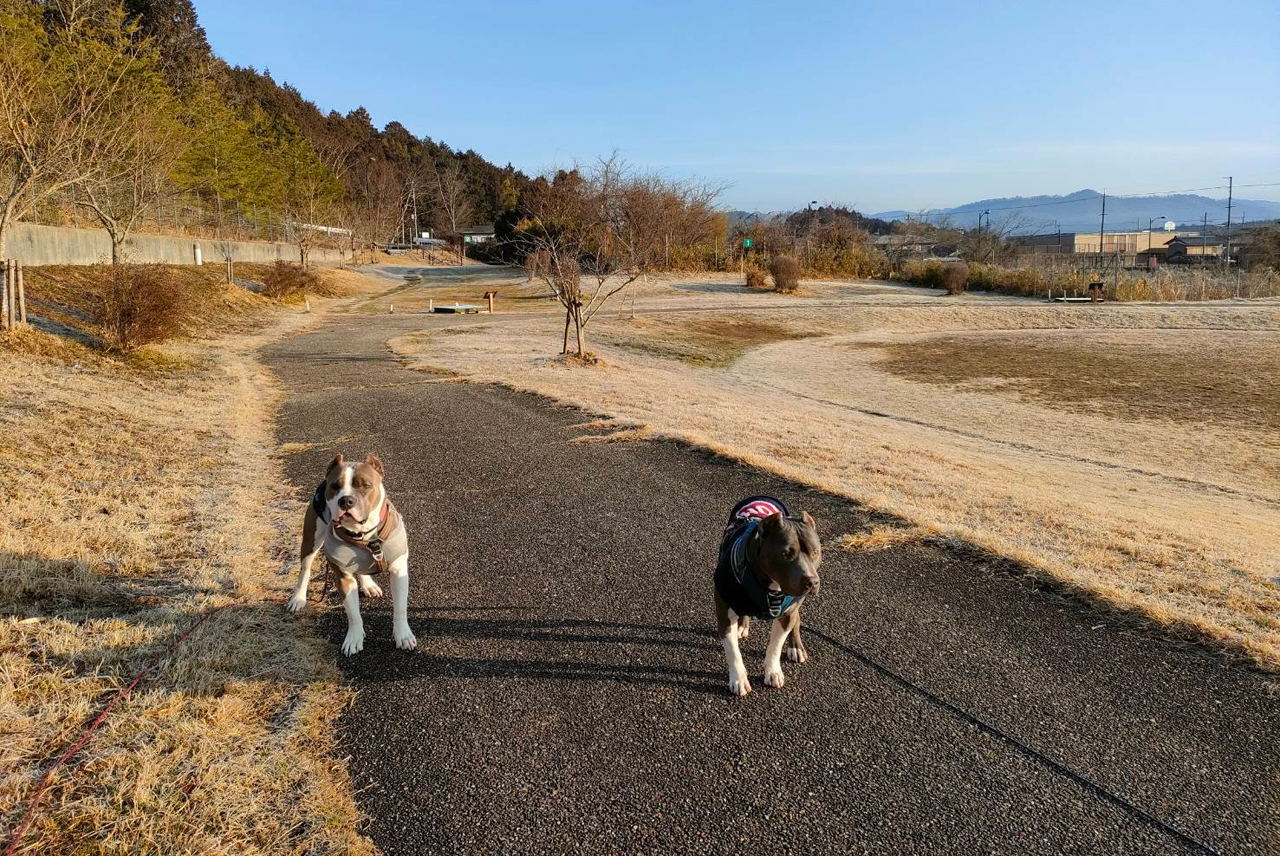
top-left (391, 270), bottom-right (1280, 670)
top-left (0, 265), bottom-right (379, 854)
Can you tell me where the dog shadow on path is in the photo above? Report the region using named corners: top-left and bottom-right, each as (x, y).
top-left (330, 609), bottom-right (726, 696)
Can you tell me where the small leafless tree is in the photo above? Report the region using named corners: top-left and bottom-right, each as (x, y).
top-left (431, 159), bottom-right (473, 264)
top-left (518, 155), bottom-right (719, 356)
top-left (213, 238), bottom-right (233, 282)
top-left (75, 100), bottom-right (188, 264)
top-left (960, 211), bottom-right (1033, 264)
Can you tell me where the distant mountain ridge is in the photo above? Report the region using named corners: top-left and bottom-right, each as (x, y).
top-left (872, 189), bottom-right (1280, 233)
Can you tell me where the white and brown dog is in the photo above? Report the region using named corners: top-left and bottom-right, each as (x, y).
top-left (286, 454), bottom-right (417, 655)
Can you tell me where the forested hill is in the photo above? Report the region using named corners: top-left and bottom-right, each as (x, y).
top-left (127, 0), bottom-right (532, 235)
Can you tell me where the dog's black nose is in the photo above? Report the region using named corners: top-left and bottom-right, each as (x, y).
top-left (338, 495), bottom-right (355, 510)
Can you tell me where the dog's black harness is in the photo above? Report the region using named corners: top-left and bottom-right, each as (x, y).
top-left (714, 496), bottom-right (800, 620)
top-left (310, 481), bottom-right (328, 521)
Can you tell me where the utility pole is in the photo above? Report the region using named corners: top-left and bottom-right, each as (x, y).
top-left (1098, 192), bottom-right (1106, 260)
top-left (1202, 212), bottom-right (1208, 264)
top-left (411, 186), bottom-right (418, 252)
top-left (1224, 175), bottom-right (1233, 266)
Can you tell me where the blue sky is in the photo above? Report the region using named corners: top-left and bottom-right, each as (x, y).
top-left (197, 0), bottom-right (1280, 213)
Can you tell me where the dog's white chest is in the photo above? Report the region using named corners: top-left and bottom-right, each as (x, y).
top-left (323, 532), bottom-right (377, 575)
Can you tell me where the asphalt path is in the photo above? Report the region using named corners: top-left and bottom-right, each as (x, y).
top-left (264, 277), bottom-right (1278, 855)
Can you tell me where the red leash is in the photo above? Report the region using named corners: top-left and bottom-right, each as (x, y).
top-left (3, 605), bottom-right (226, 856)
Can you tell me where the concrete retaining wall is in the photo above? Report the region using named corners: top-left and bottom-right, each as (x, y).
top-left (4, 222), bottom-right (348, 267)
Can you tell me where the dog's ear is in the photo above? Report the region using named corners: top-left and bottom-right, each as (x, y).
top-left (326, 454), bottom-right (345, 475)
top-left (364, 453), bottom-right (385, 476)
top-left (801, 510), bottom-right (817, 531)
top-left (760, 511), bottom-right (784, 533)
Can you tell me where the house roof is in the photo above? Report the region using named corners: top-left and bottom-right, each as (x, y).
top-left (873, 235), bottom-right (935, 246)
top-left (461, 225), bottom-right (495, 235)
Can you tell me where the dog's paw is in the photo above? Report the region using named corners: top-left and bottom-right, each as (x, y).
top-left (285, 591), bottom-right (307, 613)
top-left (784, 645), bottom-right (808, 664)
top-left (393, 624), bottom-right (417, 650)
top-left (341, 627), bottom-right (365, 656)
top-left (358, 577), bottom-right (383, 598)
top-left (738, 621), bottom-right (750, 642)
top-left (764, 666), bottom-right (786, 688)
top-left (728, 671), bottom-right (752, 697)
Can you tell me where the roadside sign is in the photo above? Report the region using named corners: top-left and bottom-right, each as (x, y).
top-left (742, 238), bottom-right (753, 248)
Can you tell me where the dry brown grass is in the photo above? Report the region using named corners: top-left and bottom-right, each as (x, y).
top-left (866, 331), bottom-right (1280, 432)
top-left (0, 268), bottom-right (379, 853)
top-left (599, 315), bottom-right (819, 367)
top-left (838, 525), bottom-right (932, 552)
top-left (391, 286), bottom-right (1280, 670)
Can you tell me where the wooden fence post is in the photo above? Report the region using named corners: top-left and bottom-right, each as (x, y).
top-left (1, 260), bottom-right (9, 330)
top-left (17, 261), bottom-right (26, 326)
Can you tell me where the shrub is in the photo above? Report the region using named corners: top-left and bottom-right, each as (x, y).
top-left (769, 255), bottom-right (801, 293)
top-left (99, 264), bottom-right (196, 353)
top-left (965, 262), bottom-right (999, 291)
top-left (901, 259), bottom-right (944, 288)
top-left (261, 262), bottom-right (319, 300)
top-left (745, 266), bottom-right (769, 290)
top-left (940, 262), bottom-right (968, 295)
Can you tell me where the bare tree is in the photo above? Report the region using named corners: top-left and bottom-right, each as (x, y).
top-left (431, 159), bottom-right (473, 264)
top-left (354, 157), bottom-right (401, 262)
top-left (959, 211), bottom-right (1033, 264)
top-left (0, 2), bottom-right (155, 260)
top-left (277, 136), bottom-right (343, 267)
top-left (75, 69), bottom-right (188, 264)
top-left (215, 238), bottom-right (235, 283)
top-left (519, 155), bottom-right (718, 356)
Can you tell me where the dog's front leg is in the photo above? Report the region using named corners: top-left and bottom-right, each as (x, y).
top-left (287, 508), bottom-right (323, 613)
top-left (717, 597), bottom-right (751, 696)
top-left (388, 554), bottom-right (417, 650)
top-left (785, 606), bottom-right (808, 664)
top-left (339, 574), bottom-right (365, 655)
top-left (763, 609), bottom-right (797, 688)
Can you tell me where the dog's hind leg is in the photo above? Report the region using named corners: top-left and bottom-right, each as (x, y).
top-left (388, 554), bottom-right (417, 650)
top-left (287, 505), bottom-right (324, 613)
top-left (764, 609), bottom-right (798, 688)
top-left (784, 605), bottom-right (808, 664)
